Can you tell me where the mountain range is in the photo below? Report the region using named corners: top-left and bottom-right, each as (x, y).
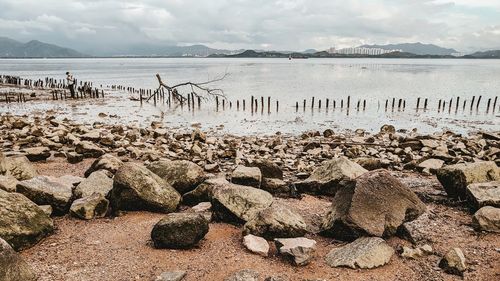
top-left (359, 42), bottom-right (458, 55)
top-left (0, 37), bottom-right (86, 58)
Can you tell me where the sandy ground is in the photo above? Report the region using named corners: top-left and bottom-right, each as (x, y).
top-left (17, 158), bottom-right (500, 281)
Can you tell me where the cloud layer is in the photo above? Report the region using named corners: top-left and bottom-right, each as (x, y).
top-left (0, 0), bottom-right (499, 54)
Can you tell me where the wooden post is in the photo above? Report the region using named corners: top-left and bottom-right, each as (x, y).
top-left (296, 101), bottom-right (299, 111)
top-left (347, 96), bottom-right (350, 108)
top-left (318, 99), bottom-right (322, 109)
top-left (424, 98), bottom-right (428, 110)
top-left (363, 100), bottom-right (366, 111)
top-left (303, 99), bottom-right (306, 110)
top-left (385, 99), bottom-right (388, 111)
top-left (455, 97), bottom-right (460, 112)
top-left (476, 95), bottom-right (482, 110)
top-left (276, 100), bottom-right (279, 112)
top-left (326, 98), bottom-right (329, 109)
top-left (267, 96), bottom-right (271, 113)
top-left (470, 96), bottom-right (475, 110)
top-left (311, 97), bottom-right (315, 108)
top-left (243, 99), bottom-right (245, 111)
top-left (251, 95), bottom-right (254, 113)
top-left (216, 96), bottom-right (219, 111)
top-left (438, 100), bottom-right (442, 111)
top-left (356, 100), bottom-right (360, 111)
top-left (493, 97), bottom-right (498, 113)
top-left (486, 98), bottom-right (491, 113)
top-left (237, 100), bottom-right (240, 110)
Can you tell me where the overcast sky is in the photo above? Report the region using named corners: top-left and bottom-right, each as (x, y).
top-left (0, 0), bottom-right (499, 54)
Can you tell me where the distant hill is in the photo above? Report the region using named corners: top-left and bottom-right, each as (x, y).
top-left (0, 37), bottom-right (86, 58)
top-left (108, 44), bottom-right (243, 57)
top-left (359, 42), bottom-right (457, 56)
top-left (464, 50), bottom-right (500, 58)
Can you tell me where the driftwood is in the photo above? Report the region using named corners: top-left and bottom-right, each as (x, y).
top-left (152, 73), bottom-right (228, 103)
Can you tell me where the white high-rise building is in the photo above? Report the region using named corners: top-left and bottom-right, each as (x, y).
top-left (328, 47), bottom-right (402, 55)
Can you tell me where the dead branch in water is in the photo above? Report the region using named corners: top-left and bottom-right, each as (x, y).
top-left (153, 73), bottom-right (228, 103)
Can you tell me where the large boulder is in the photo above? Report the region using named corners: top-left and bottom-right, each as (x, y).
top-left (84, 154), bottom-right (123, 177)
top-left (243, 203), bottom-right (308, 239)
top-left (274, 237), bottom-right (316, 266)
top-left (249, 159), bottom-right (283, 180)
top-left (151, 213), bottom-right (209, 249)
top-left (73, 170), bottom-right (113, 199)
top-left (295, 158), bottom-right (367, 195)
top-left (70, 193), bottom-right (109, 220)
top-left (466, 181), bottom-right (500, 210)
top-left (437, 161), bottom-right (500, 199)
top-left (182, 177), bottom-right (228, 206)
top-left (472, 206), bottom-right (500, 232)
top-left (321, 169), bottom-right (426, 241)
top-left (0, 190), bottom-right (54, 250)
top-left (324, 237), bottom-right (394, 269)
top-left (147, 160), bottom-right (207, 194)
top-left (110, 163), bottom-right (181, 213)
top-left (0, 175), bottom-right (18, 192)
top-left (211, 183), bottom-right (273, 224)
top-left (0, 238), bottom-right (37, 281)
top-left (231, 165), bottom-right (262, 188)
top-left (23, 147), bottom-right (51, 162)
top-left (16, 176), bottom-right (73, 214)
top-left (4, 156), bottom-right (37, 181)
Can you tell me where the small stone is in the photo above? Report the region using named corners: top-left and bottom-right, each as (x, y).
top-left (401, 246), bottom-right (424, 259)
top-left (155, 271), bottom-right (187, 281)
top-left (325, 237), bottom-right (394, 269)
top-left (243, 234), bottom-right (269, 257)
top-left (274, 237), bottom-right (316, 266)
top-left (70, 193), bottom-right (109, 220)
top-left (439, 248), bottom-right (467, 276)
top-left (224, 269), bottom-right (259, 281)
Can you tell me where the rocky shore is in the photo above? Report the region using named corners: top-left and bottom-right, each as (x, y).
top-left (1, 113), bottom-right (499, 281)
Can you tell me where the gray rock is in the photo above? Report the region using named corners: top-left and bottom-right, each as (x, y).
top-left (16, 176), bottom-right (73, 214)
top-left (23, 147), bottom-right (51, 162)
top-left (249, 159), bottom-right (283, 180)
top-left (212, 183), bottom-right (273, 224)
top-left (70, 193), bottom-right (109, 220)
top-left (243, 203), bottom-right (307, 239)
top-left (151, 213), bottom-right (209, 249)
top-left (354, 157), bottom-right (390, 171)
top-left (261, 178), bottom-right (290, 197)
top-left (321, 169), bottom-right (426, 241)
top-left (74, 170), bottom-right (113, 199)
top-left (436, 161), bottom-right (500, 199)
top-left (231, 165), bottom-right (262, 188)
top-left (0, 175), bottom-right (18, 192)
top-left (243, 234), bottom-right (269, 257)
top-left (0, 190), bottom-right (54, 250)
top-left (66, 152), bottom-right (83, 164)
top-left (325, 237), bottom-right (394, 269)
top-left (275, 237), bottom-right (316, 266)
top-left (4, 156), bottom-right (37, 181)
top-left (295, 158), bottom-right (367, 196)
top-left (472, 206), bottom-right (500, 232)
top-left (466, 181), bottom-right (500, 210)
top-left (155, 271), bottom-right (187, 281)
top-left (439, 248), bottom-right (467, 276)
top-left (0, 237), bottom-right (37, 281)
top-left (147, 160), bottom-right (207, 194)
top-left (110, 163), bottom-right (181, 213)
top-left (224, 269), bottom-right (260, 281)
top-left (84, 154), bottom-right (123, 177)
top-left (75, 141), bottom-right (105, 158)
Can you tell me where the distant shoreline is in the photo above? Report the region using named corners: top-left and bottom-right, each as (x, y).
top-left (0, 56), bottom-right (499, 59)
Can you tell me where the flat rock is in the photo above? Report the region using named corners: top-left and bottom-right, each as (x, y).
top-left (110, 163), bottom-right (181, 213)
top-left (466, 181), bottom-right (500, 210)
top-left (473, 206), bottom-right (500, 232)
top-left (84, 154), bottom-right (123, 177)
top-left (0, 190), bottom-right (54, 250)
top-left (231, 165), bottom-right (262, 188)
top-left (74, 170), bottom-right (113, 199)
top-left (417, 158), bottom-right (444, 172)
top-left (261, 178), bottom-right (290, 197)
top-left (23, 147), bottom-right (51, 162)
top-left (0, 175), bottom-right (18, 192)
top-left (439, 248), bottom-right (467, 276)
top-left (295, 158), bottom-right (367, 196)
top-left (224, 269), bottom-right (260, 281)
top-left (243, 234), bottom-right (269, 257)
top-left (321, 169), bottom-right (426, 241)
top-left (274, 237), bottom-right (316, 266)
top-left (16, 176), bottom-right (73, 214)
top-left (325, 237), bottom-right (394, 269)
top-left (151, 213), bottom-right (209, 249)
top-left (75, 141), bottom-right (105, 158)
top-left (155, 271), bottom-right (187, 281)
top-left (0, 237), bottom-right (37, 281)
top-left (436, 161), bottom-right (500, 199)
top-left (147, 160), bottom-right (207, 194)
top-left (70, 193), bottom-right (109, 220)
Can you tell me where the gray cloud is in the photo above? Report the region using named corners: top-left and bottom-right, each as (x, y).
top-left (0, 0), bottom-right (499, 54)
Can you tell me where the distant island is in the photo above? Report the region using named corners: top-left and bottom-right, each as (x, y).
top-left (0, 37), bottom-right (499, 59)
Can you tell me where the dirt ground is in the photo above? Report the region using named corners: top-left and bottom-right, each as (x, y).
top-left (18, 158), bottom-right (500, 281)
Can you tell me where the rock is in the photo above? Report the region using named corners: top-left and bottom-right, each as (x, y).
top-left (70, 193), bottom-right (109, 220)
top-left (323, 129), bottom-right (335, 138)
top-left (264, 276), bottom-right (288, 281)
top-left (16, 176), bottom-right (73, 214)
top-left (380, 124), bottom-right (395, 134)
top-left (324, 237), bottom-right (394, 269)
top-left (321, 169), bottom-right (426, 241)
top-left (155, 271), bottom-right (187, 281)
top-left (417, 158), bottom-right (444, 173)
top-left (151, 213), bottom-right (209, 249)
top-left (472, 206), bottom-right (500, 232)
top-left (0, 175), bottom-right (18, 192)
top-left (249, 159), bottom-right (283, 180)
top-left (38, 205), bottom-right (52, 216)
top-left (436, 161), bottom-right (500, 199)
top-left (183, 177), bottom-right (229, 206)
top-left (243, 234), bottom-right (269, 257)
top-left (191, 128), bottom-right (206, 142)
top-left (23, 147), bottom-right (51, 162)
top-left (0, 237), bottom-right (37, 281)
top-left (204, 163), bottom-right (220, 173)
top-left (274, 237), bottom-right (316, 266)
top-left (224, 269), bottom-right (259, 281)
top-left (84, 154), bottom-right (124, 177)
top-left (190, 202), bottom-right (212, 221)
top-left (0, 151), bottom-right (6, 175)
top-left (231, 165), bottom-right (262, 188)
top-left (212, 183), bottom-right (273, 224)
top-left (295, 158), bottom-right (367, 196)
top-left (75, 141), bottom-right (105, 158)
top-left (0, 190), bottom-right (54, 250)
top-left (66, 152), bottom-right (83, 164)
top-left (401, 246), bottom-right (424, 259)
top-left (243, 203), bottom-right (307, 239)
top-left (4, 156), bottom-right (37, 181)
top-left (147, 160), bottom-right (207, 194)
top-left (354, 157), bottom-right (389, 171)
top-left (58, 175), bottom-right (84, 187)
top-left (466, 181), bottom-right (500, 210)
top-left (261, 178), bottom-right (290, 197)
top-left (110, 163), bottom-right (181, 213)
top-left (439, 248), bottom-right (467, 276)
top-left (74, 170), bottom-right (113, 199)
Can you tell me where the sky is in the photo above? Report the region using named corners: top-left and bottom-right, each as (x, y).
top-left (0, 0), bottom-right (499, 54)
